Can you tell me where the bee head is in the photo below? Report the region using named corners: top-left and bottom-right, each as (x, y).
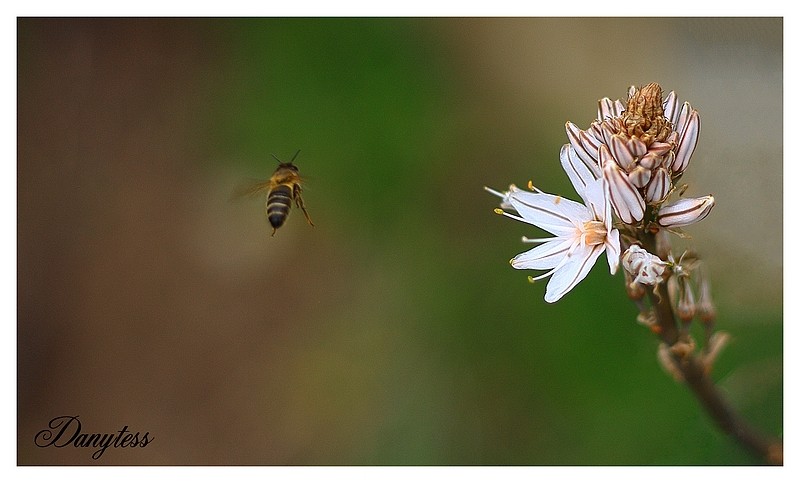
top-left (277, 162), bottom-right (300, 172)
top-left (271, 150), bottom-right (302, 170)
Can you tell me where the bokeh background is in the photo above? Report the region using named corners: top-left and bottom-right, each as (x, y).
top-left (18, 18), bottom-right (782, 465)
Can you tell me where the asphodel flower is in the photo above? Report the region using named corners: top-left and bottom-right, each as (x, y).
top-left (565, 83), bottom-right (701, 223)
top-left (486, 145), bottom-right (620, 303)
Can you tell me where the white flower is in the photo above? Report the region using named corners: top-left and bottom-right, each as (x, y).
top-left (621, 245), bottom-right (667, 286)
top-left (487, 145), bottom-right (621, 303)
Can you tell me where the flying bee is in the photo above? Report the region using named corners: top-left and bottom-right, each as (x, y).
top-left (237, 150), bottom-right (314, 236)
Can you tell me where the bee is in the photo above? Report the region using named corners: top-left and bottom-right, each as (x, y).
top-left (238, 150), bottom-right (314, 236)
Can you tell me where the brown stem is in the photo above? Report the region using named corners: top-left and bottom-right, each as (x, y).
top-left (636, 229), bottom-right (782, 464)
top-left (646, 283), bottom-right (783, 465)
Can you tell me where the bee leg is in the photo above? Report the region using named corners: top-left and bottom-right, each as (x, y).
top-left (293, 185), bottom-right (315, 227)
top-left (271, 226), bottom-right (277, 237)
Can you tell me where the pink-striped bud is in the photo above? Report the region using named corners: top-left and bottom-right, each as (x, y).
top-left (601, 145), bottom-right (645, 224)
top-left (657, 195), bottom-right (715, 227)
top-left (645, 167), bottom-right (672, 204)
top-left (672, 105), bottom-right (700, 175)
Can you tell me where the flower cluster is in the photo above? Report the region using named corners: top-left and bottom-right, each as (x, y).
top-left (487, 83), bottom-right (715, 303)
top-left (566, 82), bottom-right (713, 226)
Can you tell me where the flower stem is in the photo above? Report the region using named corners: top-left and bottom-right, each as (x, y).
top-left (645, 278), bottom-right (783, 465)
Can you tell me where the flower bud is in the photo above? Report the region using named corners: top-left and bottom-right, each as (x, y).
top-left (638, 152), bottom-right (661, 170)
top-left (654, 229), bottom-right (672, 259)
top-left (672, 105), bottom-right (700, 175)
top-left (645, 167), bottom-right (671, 204)
top-left (628, 165), bottom-right (652, 188)
top-left (627, 136), bottom-right (648, 157)
top-left (657, 195), bottom-right (715, 227)
top-left (610, 134), bottom-right (635, 170)
top-left (667, 274), bottom-right (680, 306)
top-left (601, 145), bottom-right (645, 224)
top-left (663, 90), bottom-right (680, 124)
top-left (598, 97), bottom-right (625, 120)
top-left (696, 269), bottom-right (717, 324)
top-left (658, 343), bottom-right (684, 382)
top-left (647, 141), bottom-right (672, 157)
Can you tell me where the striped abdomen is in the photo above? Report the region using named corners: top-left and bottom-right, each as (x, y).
top-left (267, 184), bottom-right (293, 229)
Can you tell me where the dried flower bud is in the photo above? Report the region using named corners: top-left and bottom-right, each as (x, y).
top-left (702, 331), bottom-right (730, 372)
top-left (667, 274), bottom-right (680, 306)
top-left (622, 245), bottom-right (667, 286)
top-left (669, 337), bottom-right (696, 359)
top-left (676, 278), bottom-right (696, 323)
top-left (624, 269), bottom-right (646, 300)
top-left (658, 343), bottom-right (684, 382)
top-left (654, 229), bottom-right (672, 259)
top-left (623, 83), bottom-right (669, 144)
top-left (696, 268), bottom-right (717, 324)
top-left (657, 195), bottom-right (715, 227)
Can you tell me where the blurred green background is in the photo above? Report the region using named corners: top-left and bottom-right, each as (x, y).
top-left (17, 18), bottom-right (782, 465)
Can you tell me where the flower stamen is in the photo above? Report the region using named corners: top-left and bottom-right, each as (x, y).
top-left (581, 220), bottom-right (607, 246)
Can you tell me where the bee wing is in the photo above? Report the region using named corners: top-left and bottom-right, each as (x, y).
top-left (230, 179), bottom-right (273, 201)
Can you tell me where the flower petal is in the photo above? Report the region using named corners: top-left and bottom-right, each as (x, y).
top-left (604, 228), bottom-right (621, 275)
top-left (510, 237), bottom-right (574, 270)
top-left (509, 191), bottom-right (589, 236)
top-left (566, 122), bottom-right (602, 175)
top-left (581, 177), bottom-right (608, 224)
top-left (560, 144), bottom-right (598, 204)
top-left (544, 243), bottom-right (604, 303)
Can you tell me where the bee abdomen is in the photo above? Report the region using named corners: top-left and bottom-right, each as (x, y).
top-left (266, 184), bottom-right (292, 228)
